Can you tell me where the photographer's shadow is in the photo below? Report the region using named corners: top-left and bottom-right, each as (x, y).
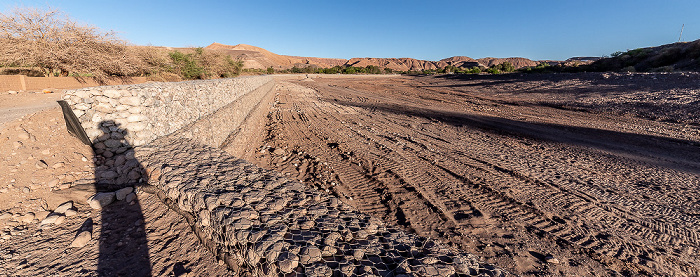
top-left (92, 120), bottom-right (152, 276)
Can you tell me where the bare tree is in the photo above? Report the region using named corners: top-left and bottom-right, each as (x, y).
top-left (0, 6), bottom-right (150, 83)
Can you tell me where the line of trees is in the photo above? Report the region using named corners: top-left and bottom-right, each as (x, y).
top-left (0, 7), bottom-right (243, 83)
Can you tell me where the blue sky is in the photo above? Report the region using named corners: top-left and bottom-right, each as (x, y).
top-left (5, 1), bottom-right (700, 61)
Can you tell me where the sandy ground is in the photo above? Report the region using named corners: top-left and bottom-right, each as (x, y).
top-left (0, 108), bottom-right (230, 276)
top-left (242, 73), bottom-right (700, 276)
top-left (1, 72), bottom-right (699, 276)
top-left (0, 91), bottom-right (63, 130)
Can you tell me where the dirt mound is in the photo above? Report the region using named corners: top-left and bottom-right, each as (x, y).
top-left (590, 39), bottom-right (700, 72)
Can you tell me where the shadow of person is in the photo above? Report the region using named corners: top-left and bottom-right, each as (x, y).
top-left (93, 120), bottom-right (152, 276)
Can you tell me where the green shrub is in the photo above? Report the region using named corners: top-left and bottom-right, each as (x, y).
top-left (168, 51), bottom-right (205, 79)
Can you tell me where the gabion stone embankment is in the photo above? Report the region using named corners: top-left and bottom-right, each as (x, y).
top-left (135, 137), bottom-right (506, 277)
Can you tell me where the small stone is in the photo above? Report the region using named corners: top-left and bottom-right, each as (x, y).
top-left (12, 141), bottom-right (22, 148)
top-left (0, 212), bottom-right (11, 219)
top-left (100, 171), bottom-right (118, 180)
top-left (0, 188), bottom-right (7, 193)
top-left (40, 214), bottom-right (61, 225)
top-left (41, 149), bottom-right (51, 155)
top-left (87, 192), bottom-right (116, 209)
top-left (22, 187), bottom-right (30, 193)
top-left (104, 139), bottom-right (121, 148)
top-left (54, 201), bottom-right (74, 214)
top-left (70, 231), bottom-right (92, 248)
top-left (8, 90), bottom-right (17, 94)
top-left (277, 252), bottom-right (299, 273)
top-left (115, 187), bottom-right (133, 201)
top-left (47, 179), bottom-right (60, 187)
top-left (103, 90), bottom-right (121, 98)
top-left (134, 219), bottom-right (143, 226)
top-left (299, 246), bottom-right (322, 264)
top-left (127, 169), bottom-right (141, 180)
top-left (54, 214), bottom-right (66, 225)
top-left (35, 210), bottom-right (50, 220)
top-left (35, 160), bottom-right (48, 169)
top-left (127, 114), bottom-right (148, 122)
top-left (119, 96), bottom-right (141, 106)
top-left (545, 255), bottom-right (560, 264)
top-left (18, 132), bottom-right (29, 140)
top-left (273, 148), bottom-right (285, 156)
top-left (125, 192), bottom-right (136, 203)
top-left (52, 162), bottom-right (64, 169)
top-left (65, 209), bottom-right (77, 217)
top-left (353, 249), bottom-right (365, 260)
top-left (20, 212), bottom-right (35, 223)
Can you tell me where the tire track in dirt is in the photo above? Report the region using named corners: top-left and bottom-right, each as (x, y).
top-left (243, 76), bottom-right (700, 277)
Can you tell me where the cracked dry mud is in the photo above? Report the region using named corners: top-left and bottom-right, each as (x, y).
top-left (242, 73), bottom-right (700, 276)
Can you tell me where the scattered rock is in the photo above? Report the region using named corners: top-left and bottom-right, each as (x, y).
top-left (52, 162), bottom-right (65, 169)
top-left (35, 160), bottom-right (48, 169)
top-left (39, 214), bottom-right (60, 225)
top-left (65, 209), bottom-right (77, 217)
top-left (20, 212), bottom-right (35, 223)
top-left (12, 141), bottom-right (22, 148)
top-left (18, 132), bottom-right (30, 140)
top-left (8, 90), bottom-right (17, 94)
top-left (54, 201), bottom-right (74, 214)
top-left (34, 211), bottom-right (51, 221)
top-left (125, 192), bottom-right (136, 203)
top-left (70, 231), bottom-right (92, 248)
top-left (87, 192), bottom-right (116, 209)
top-left (277, 252), bottom-right (299, 274)
top-left (22, 187), bottom-right (30, 193)
top-left (273, 148), bottom-right (285, 156)
top-left (115, 187), bottom-right (133, 201)
top-left (299, 246), bottom-right (322, 264)
top-left (0, 212), bottom-right (11, 220)
top-left (545, 255), bottom-right (560, 264)
top-left (47, 179), bottom-right (60, 187)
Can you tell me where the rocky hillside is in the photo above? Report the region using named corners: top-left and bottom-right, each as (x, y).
top-left (207, 42), bottom-right (543, 71)
top-left (205, 43), bottom-right (346, 70)
top-left (589, 39), bottom-right (700, 72)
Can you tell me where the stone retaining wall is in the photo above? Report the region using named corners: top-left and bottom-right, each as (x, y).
top-left (61, 76), bottom-right (274, 185)
top-left (136, 137), bottom-right (502, 277)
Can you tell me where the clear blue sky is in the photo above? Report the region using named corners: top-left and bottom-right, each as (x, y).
top-left (5, 1), bottom-right (700, 61)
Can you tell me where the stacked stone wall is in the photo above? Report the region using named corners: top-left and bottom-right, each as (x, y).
top-left (136, 138), bottom-right (501, 276)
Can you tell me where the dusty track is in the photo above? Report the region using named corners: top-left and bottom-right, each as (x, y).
top-left (242, 74), bottom-right (700, 276)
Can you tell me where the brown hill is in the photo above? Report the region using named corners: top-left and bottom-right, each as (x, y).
top-left (205, 43), bottom-right (346, 70)
top-left (588, 39), bottom-right (700, 72)
top-left (206, 42), bottom-right (542, 71)
top-left (345, 57), bottom-right (449, 71)
top-left (473, 57), bottom-right (539, 69)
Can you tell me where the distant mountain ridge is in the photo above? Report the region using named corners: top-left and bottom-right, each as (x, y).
top-left (205, 42), bottom-right (543, 71)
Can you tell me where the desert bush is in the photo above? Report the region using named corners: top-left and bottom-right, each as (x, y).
top-left (0, 7), bottom-right (153, 83)
top-left (267, 67), bottom-right (274, 74)
top-left (169, 51), bottom-right (205, 79)
top-left (489, 62), bottom-right (514, 73)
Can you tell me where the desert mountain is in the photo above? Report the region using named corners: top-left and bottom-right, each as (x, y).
top-left (207, 42), bottom-right (542, 71)
top-left (205, 43), bottom-right (346, 69)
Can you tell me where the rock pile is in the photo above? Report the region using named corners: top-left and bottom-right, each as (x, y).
top-left (135, 138), bottom-right (505, 276)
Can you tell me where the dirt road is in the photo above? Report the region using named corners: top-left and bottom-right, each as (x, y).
top-left (0, 92), bottom-right (62, 131)
top-left (241, 73), bottom-right (700, 276)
